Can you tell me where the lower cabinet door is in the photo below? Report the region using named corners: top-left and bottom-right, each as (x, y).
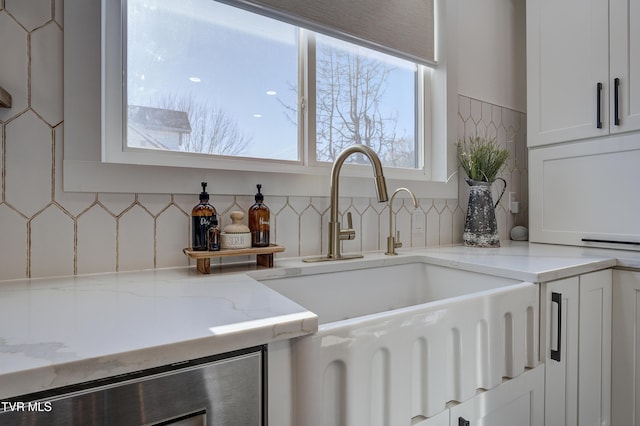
top-left (543, 277), bottom-right (580, 426)
top-left (612, 269), bottom-right (640, 426)
top-left (578, 270), bottom-right (612, 426)
top-left (449, 365), bottom-right (544, 426)
top-left (542, 270), bottom-right (612, 426)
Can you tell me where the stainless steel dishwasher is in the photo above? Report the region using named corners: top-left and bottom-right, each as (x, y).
top-left (0, 346), bottom-right (265, 426)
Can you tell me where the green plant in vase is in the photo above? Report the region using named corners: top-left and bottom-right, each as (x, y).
top-left (456, 136), bottom-right (510, 247)
top-left (456, 136), bottom-right (510, 182)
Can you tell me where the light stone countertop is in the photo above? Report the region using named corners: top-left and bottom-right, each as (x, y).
top-left (252, 240), bottom-right (633, 283)
top-left (0, 267), bottom-right (317, 399)
top-left (2, 241), bottom-right (639, 400)
top-left (406, 241), bottom-right (631, 282)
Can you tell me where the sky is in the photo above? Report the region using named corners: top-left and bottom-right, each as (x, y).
top-left (126, 0), bottom-right (415, 162)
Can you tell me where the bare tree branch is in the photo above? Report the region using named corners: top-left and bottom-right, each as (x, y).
top-left (154, 93), bottom-right (251, 156)
top-left (315, 44), bottom-right (414, 167)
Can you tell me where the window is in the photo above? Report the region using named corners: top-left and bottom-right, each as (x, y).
top-left (126, 1), bottom-right (299, 161)
top-left (64, 0), bottom-right (457, 196)
top-left (313, 34), bottom-right (419, 169)
top-left (122, 0), bottom-right (421, 171)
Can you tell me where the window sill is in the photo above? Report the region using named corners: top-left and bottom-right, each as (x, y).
top-left (63, 158), bottom-right (457, 199)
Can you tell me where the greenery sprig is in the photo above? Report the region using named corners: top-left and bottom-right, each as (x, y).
top-left (456, 136), bottom-right (510, 182)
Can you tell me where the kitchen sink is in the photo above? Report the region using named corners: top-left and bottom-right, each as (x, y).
top-left (257, 261), bottom-right (521, 324)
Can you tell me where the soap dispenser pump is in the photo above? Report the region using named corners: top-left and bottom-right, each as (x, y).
top-left (248, 184), bottom-right (270, 247)
top-left (191, 182), bottom-right (217, 251)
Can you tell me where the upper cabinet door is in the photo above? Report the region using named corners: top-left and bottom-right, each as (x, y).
top-left (610, 0), bottom-right (640, 134)
top-left (527, 0), bottom-right (609, 147)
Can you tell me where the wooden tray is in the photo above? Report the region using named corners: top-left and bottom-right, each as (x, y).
top-left (183, 244), bottom-right (285, 274)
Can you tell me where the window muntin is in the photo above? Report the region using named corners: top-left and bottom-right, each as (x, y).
top-left (124, 0), bottom-right (424, 172)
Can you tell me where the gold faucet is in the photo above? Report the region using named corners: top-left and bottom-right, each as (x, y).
top-left (304, 144), bottom-right (388, 262)
top-left (385, 188), bottom-right (418, 256)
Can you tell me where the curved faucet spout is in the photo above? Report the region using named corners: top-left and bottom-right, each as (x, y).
top-left (330, 144), bottom-right (389, 224)
top-left (385, 187), bottom-right (419, 255)
top-left (304, 144), bottom-right (388, 262)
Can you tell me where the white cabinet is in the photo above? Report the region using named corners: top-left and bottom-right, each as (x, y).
top-left (527, 0), bottom-right (640, 248)
top-left (541, 270), bottom-right (612, 426)
top-left (542, 276), bottom-right (579, 425)
top-left (420, 365), bottom-right (544, 426)
top-left (526, 0), bottom-right (640, 147)
top-left (528, 135), bottom-right (640, 248)
top-left (526, 0), bottom-right (608, 146)
top-left (577, 272), bottom-right (612, 425)
top-left (612, 269), bottom-right (640, 426)
top-left (610, 0), bottom-right (640, 134)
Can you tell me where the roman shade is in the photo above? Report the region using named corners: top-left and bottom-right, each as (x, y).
top-left (216, 0), bottom-right (435, 65)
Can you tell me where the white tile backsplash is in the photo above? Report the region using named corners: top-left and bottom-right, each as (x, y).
top-left (54, 124), bottom-right (98, 216)
top-left (54, 0), bottom-right (63, 27)
top-left (31, 22), bottom-right (63, 126)
top-left (0, 203), bottom-right (27, 278)
top-left (274, 203), bottom-right (300, 258)
top-left (137, 194), bottom-right (172, 216)
top-left (0, 12), bottom-right (28, 123)
top-left (4, 111), bottom-right (52, 217)
top-left (98, 193), bottom-right (136, 217)
top-left (77, 204), bottom-right (117, 275)
top-left (0, 124), bottom-right (3, 196)
top-left (30, 205), bottom-right (74, 278)
top-left (156, 204), bottom-right (190, 269)
top-left (299, 204), bottom-right (322, 257)
top-left (118, 204), bottom-right (155, 271)
top-left (5, 0), bottom-right (53, 32)
top-left (425, 204), bottom-right (441, 246)
top-left (0, 5), bottom-right (528, 281)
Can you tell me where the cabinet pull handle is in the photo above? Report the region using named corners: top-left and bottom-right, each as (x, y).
top-left (614, 77), bottom-right (620, 125)
top-left (551, 292), bottom-right (562, 362)
top-left (596, 82), bottom-right (603, 129)
top-left (582, 238), bottom-right (640, 246)
top-left (458, 417), bottom-right (470, 426)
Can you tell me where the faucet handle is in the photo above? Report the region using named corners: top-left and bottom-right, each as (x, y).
top-left (395, 230), bottom-right (403, 249)
top-left (339, 212), bottom-right (356, 241)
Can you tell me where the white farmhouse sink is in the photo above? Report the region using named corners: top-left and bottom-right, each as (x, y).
top-left (254, 259), bottom-right (539, 426)
top-left (258, 261), bottom-right (521, 324)
top-left (259, 259), bottom-right (539, 425)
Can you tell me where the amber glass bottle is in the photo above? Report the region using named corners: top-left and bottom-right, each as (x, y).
top-left (207, 218), bottom-right (221, 251)
top-left (191, 182), bottom-right (217, 251)
top-left (248, 184), bottom-right (270, 247)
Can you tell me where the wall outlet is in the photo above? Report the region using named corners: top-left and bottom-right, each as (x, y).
top-left (412, 209), bottom-right (426, 245)
top-left (508, 192), bottom-right (519, 213)
top-left (412, 209), bottom-right (425, 232)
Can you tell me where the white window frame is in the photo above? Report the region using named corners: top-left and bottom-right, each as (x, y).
top-left (64, 0), bottom-right (458, 198)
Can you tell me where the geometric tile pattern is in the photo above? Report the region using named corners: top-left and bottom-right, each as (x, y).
top-left (0, 6), bottom-right (528, 281)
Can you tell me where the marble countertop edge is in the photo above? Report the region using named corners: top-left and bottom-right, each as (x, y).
top-left (0, 310), bottom-right (317, 400)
